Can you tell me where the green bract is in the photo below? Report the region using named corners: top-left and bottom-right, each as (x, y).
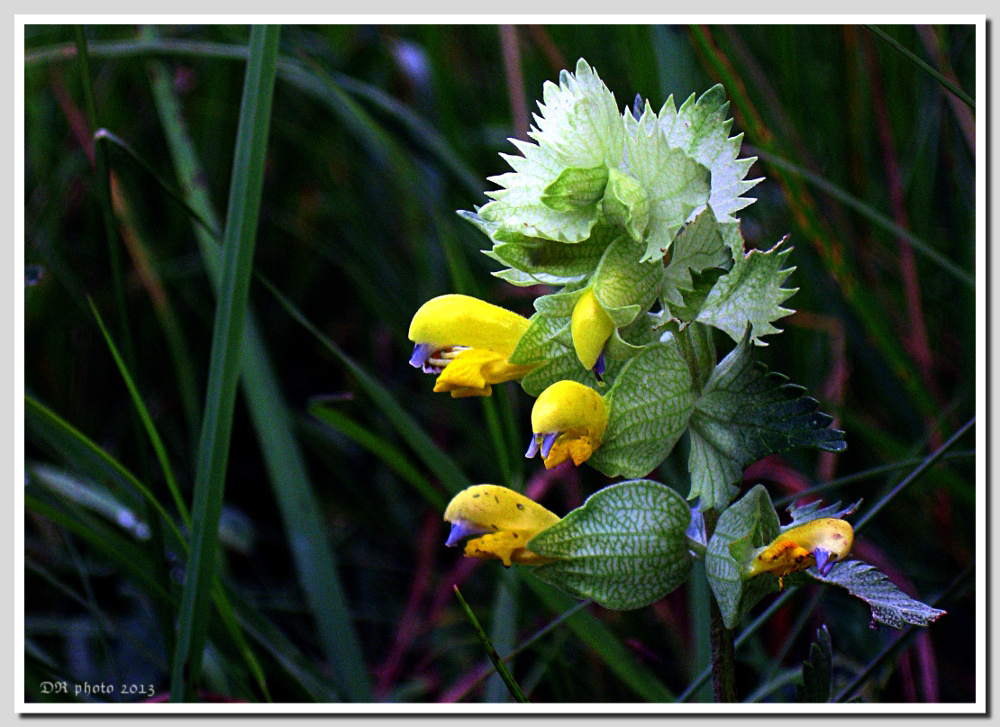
top-left (687, 328), bottom-right (847, 510)
top-left (527, 480), bottom-right (693, 610)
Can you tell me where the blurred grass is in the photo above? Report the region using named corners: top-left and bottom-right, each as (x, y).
top-left (22, 23), bottom-right (977, 704)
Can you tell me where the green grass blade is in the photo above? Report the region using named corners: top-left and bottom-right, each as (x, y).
top-left (257, 274), bottom-right (470, 496)
top-left (72, 26), bottom-right (134, 373)
top-left (170, 25), bottom-right (281, 702)
top-left (308, 400), bottom-right (446, 511)
top-left (853, 416), bottom-right (975, 532)
top-left (145, 29), bottom-right (372, 701)
top-left (87, 298), bottom-right (190, 525)
top-left (453, 586), bottom-right (529, 703)
top-left (527, 579), bottom-right (675, 702)
top-left (772, 449), bottom-right (975, 508)
top-left (864, 25), bottom-right (975, 110)
top-left (747, 146), bottom-right (974, 288)
top-left (148, 48), bottom-right (372, 703)
top-left (26, 37), bottom-right (482, 200)
top-left (25, 489), bottom-right (171, 604)
top-left (94, 128), bottom-right (222, 239)
top-left (25, 395), bottom-right (186, 547)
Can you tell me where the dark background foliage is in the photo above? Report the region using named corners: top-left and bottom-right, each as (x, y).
top-left (23, 23), bottom-right (977, 704)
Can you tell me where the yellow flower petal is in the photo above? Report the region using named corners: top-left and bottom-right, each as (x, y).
top-left (443, 485), bottom-right (561, 566)
top-left (529, 380), bottom-right (607, 468)
top-left (409, 294), bottom-right (530, 357)
top-left (570, 288), bottom-right (615, 371)
top-left (433, 349), bottom-right (537, 398)
top-left (744, 518), bottom-right (854, 579)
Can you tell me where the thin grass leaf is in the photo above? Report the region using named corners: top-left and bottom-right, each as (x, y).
top-left (88, 298), bottom-right (190, 525)
top-left (25, 395), bottom-right (186, 547)
top-left (484, 571), bottom-right (519, 703)
top-left (773, 450), bottom-right (974, 508)
top-left (94, 128), bottom-right (222, 239)
top-left (25, 490), bottom-right (172, 604)
top-left (448, 600), bottom-right (591, 702)
top-left (147, 41), bottom-right (372, 701)
top-left (170, 25), bottom-right (281, 702)
top-left (26, 37), bottom-right (482, 200)
top-left (854, 417), bottom-right (974, 532)
top-left (864, 25), bottom-right (975, 110)
top-left (527, 579), bottom-right (675, 702)
top-left (747, 146), bottom-right (974, 288)
top-left (257, 274), bottom-right (470, 496)
top-left (453, 586), bottom-right (529, 703)
top-left (73, 26), bottom-right (133, 374)
top-left (308, 399), bottom-right (446, 511)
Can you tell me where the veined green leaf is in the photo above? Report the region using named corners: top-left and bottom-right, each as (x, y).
top-left (666, 265), bottom-right (731, 323)
top-left (688, 329), bottom-right (846, 511)
top-left (541, 165), bottom-right (609, 212)
top-left (803, 560), bottom-right (947, 629)
top-left (491, 235), bottom-right (610, 280)
top-left (705, 484), bottom-right (782, 629)
top-left (530, 58), bottom-right (624, 169)
top-left (588, 340), bottom-right (695, 478)
top-left (509, 313), bottom-right (573, 367)
top-left (481, 140), bottom-right (598, 244)
top-left (592, 235), bottom-right (664, 319)
top-left (623, 102), bottom-right (711, 263)
top-left (697, 234), bottom-right (797, 345)
top-left (528, 480), bottom-right (693, 611)
top-left (657, 84), bottom-right (761, 222)
top-left (601, 167), bottom-right (649, 242)
top-left (520, 350), bottom-right (599, 398)
top-left (662, 207), bottom-right (734, 308)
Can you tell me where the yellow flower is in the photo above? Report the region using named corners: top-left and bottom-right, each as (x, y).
top-left (408, 294), bottom-right (536, 397)
top-left (443, 485), bottom-right (561, 566)
top-left (526, 380), bottom-right (608, 469)
top-left (744, 518), bottom-right (854, 583)
top-left (570, 288), bottom-right (615, 380)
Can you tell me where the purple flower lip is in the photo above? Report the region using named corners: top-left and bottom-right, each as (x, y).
top-left (445, 520), bottom-right (490, 547)
top-left (409, 342), bottom-right (437, 370)
top-left (525, 432), bottom-right (559, 460)
top-left (593, 350), bottom-right (606, 382)
top-left (409, 343), bottom-right (470, 374)
top-left (813, 548), bottom-right (837, 576)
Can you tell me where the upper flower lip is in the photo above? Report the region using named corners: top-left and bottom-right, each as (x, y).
top-left (409, 294), bottom-right (530, 356)
top-left (526, 380), bottom-right (608, 468)
top-left (744, 517), bottom-right (854, 580)
top-left (570, 288), bottom-right (615, 376)
top-left (443, 484), bottom-right (562, 566)
top-left (408, 294), bottom-right (535, 397)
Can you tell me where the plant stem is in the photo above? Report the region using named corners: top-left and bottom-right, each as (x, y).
top-left (701, 508), bottom-right (737, 702)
